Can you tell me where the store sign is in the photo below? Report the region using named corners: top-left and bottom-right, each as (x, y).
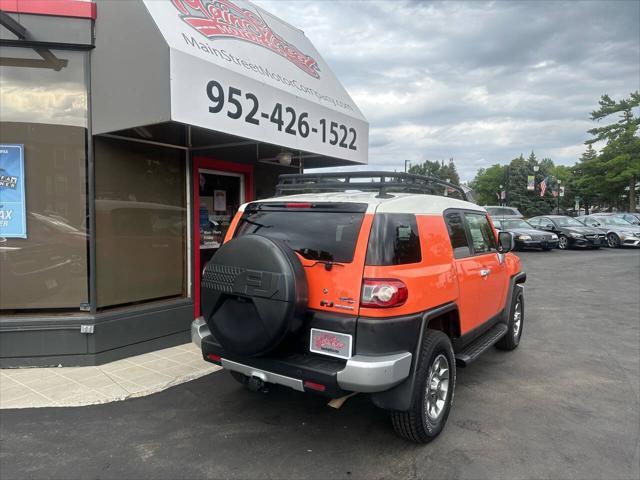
top-left (0, 144), bottom-right (27, 238)
top-left (172, 0), bottom-right (320, 78)
top-left (143, 0), bottom-right (368, 164)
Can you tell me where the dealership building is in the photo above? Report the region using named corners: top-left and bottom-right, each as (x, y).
top-left (0, 0), bottom-right (368, 366)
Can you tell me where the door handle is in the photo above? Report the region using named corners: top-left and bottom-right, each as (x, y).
top-left (480, 269), bottom-right (491, 278)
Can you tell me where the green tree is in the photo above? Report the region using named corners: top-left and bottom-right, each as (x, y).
top-left (586, 92), bottom-right (640, 212)
top-left (469, 164), bottom-right (506, 206)
top-left (572, 144), bottom-right (600, 213)
top-left (441, 158), bottom-right (461, 185)
top-left (506, 152), bottom-right (557, 216)
top-left (549, 164), bottom-right (573, 211)
top-left (471, 152), bottom-right (573, 215)
top-left (409, 158), bottom-right (461, 185)
top-left (408, 160), bottom-right (442, 178)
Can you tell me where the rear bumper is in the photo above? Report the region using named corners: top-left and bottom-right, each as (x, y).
top-left (336, 352), bottom-right (412, 392)
top-left (191, 318), bottom-right (411, 395)
top-left (191, 316), bottom-right (209, 349)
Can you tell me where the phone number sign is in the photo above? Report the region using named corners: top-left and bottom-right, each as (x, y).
top-left (0, 144), bottom-right (27, 238)
top-left (170, 51), bottom-right (368, 164)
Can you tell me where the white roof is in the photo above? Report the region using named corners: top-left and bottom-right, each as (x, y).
top-left (244, 192), bottom-right (485, 215)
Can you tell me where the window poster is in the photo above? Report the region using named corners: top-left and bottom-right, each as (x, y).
top-left (214, 189), bottom-right (226, 211)
top-left (0, 144), bottom-right (26, 238)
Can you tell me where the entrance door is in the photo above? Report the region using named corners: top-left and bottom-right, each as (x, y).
top-left (193, 157), bottom-right (253, 317)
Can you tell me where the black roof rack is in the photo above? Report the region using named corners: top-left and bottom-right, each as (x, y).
top-left (275, 171), bottom-right (468, 201)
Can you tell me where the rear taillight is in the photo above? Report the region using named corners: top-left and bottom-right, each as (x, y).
top-left (303, 380), bottom-right (326, 392)
top-left (360, 279), bottom-right (408, 308)
top-left (207, 353), bottom-right (222, 363)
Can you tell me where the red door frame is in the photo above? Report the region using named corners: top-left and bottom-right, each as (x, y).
top-left (193, 156), bottom-right (253, 318)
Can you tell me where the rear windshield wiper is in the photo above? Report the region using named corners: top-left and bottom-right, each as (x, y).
top-left (238, 217), bottom-right (271, 233)
top-left (296, 248), bottom-right (334, 262)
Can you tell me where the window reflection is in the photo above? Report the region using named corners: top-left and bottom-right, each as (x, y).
top-left (0, 47), bottom-right (88, 310)
top-left (0, 46), bottom-right (86, 127)
top-left (94, 137), bottom-right (187, 308)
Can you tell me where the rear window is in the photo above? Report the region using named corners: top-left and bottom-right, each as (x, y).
top-left (233, 202), bottom-right (366, 263)
top-left (366, 213), bottom-right (421, 265)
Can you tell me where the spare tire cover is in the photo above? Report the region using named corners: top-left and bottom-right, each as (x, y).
top-left (201, 235), bottom-right (307, 357)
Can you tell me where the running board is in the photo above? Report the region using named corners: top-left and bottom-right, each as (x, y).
top-left (455, 323), bottom-right (508, 367)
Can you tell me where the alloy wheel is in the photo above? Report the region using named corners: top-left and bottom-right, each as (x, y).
top-left (607, 233), bottom-right (620, 248)
top-left (424, 354), bottom-right (450, 422)
top-left (512, 298), bottom-right (522, 341)
top-left (558, 235), bottom-right (568, 249)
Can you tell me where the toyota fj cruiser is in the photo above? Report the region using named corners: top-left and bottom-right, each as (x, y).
top-left (192, 172), bottom-right (526, 443)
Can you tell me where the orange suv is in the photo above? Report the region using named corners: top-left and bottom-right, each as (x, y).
top-left (192, 172), bottom-right (526, 443)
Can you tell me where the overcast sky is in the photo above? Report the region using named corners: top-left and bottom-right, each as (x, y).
top-left (258, 0), bottom-right (640, 181)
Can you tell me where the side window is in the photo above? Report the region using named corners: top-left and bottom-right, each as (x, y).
top-left (445, 212), bottom-right (471, 259)
top-left (366, 213), bottom-right (421, 265)
top-left (528, 217), bottom-right (539, 226)
top-left (464, 213), bottom-right (497, 254)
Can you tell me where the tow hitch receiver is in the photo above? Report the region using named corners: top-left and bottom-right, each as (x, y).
top-left (247, 376), bottom-right (267, 392)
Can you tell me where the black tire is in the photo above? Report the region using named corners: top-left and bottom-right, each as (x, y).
top-left (558, 235), bottom-right (569, 250)
top-left (230, 371), bottom-right (249, 386)
top-left (607, 233), bottom-right (620, 248)
top-left (390, 330), bottom-right (456, 444)
top-left (496, 287), bottom-right (524, 351)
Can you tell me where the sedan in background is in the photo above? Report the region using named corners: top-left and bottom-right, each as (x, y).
top-left (577, 213), bottom-right (640, 248)
top-left (484, 206), bottom-right (523, 219)
top-left (493, 218), bottom-right (559, 251)
top-left (619, 212), bottom-right (640, 225)
top-left (528, 215), bottom-right (605, 250)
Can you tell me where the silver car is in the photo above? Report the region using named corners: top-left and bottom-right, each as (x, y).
top-left (619, 212), bottom-right (640, 226)
top-left (484, 206), bottom-right (523, 219)
top-left (577, 214), bottom-right (640, 248)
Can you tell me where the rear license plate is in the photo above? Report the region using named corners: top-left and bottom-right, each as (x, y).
top-left (310, 328), bottom-right (352, 359)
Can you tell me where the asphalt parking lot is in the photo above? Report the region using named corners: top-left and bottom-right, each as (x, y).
top-left (1, 248), bottom-right (639, 480)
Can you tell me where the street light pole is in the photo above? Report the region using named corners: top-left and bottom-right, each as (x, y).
top-left (404, 160), bottom-right (411, 173)
top-left (557, 179), bottom-right (562, 214)
top-left (505, 164), bottom-right (510, 206)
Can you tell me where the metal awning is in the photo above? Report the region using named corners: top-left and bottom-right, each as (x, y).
top-left (91, 0), bottom-right (368, 167)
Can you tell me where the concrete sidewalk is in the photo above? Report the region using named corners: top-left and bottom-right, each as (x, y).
top-left (0, 343), bottom-right (220, 409)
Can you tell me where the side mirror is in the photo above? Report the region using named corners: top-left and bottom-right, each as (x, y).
top-left (498, 231), bottom-right (515, 253)
top-left (544, 224), bottom-right (554, 230)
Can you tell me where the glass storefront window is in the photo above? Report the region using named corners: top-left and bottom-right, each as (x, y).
top-left (0, 47), bottom-right (88, 310)
top-left (94, 137), bottom-right (187, 308)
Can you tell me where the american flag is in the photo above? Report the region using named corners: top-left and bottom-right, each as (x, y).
top-left (540, 177), bottom-right (547, 197)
